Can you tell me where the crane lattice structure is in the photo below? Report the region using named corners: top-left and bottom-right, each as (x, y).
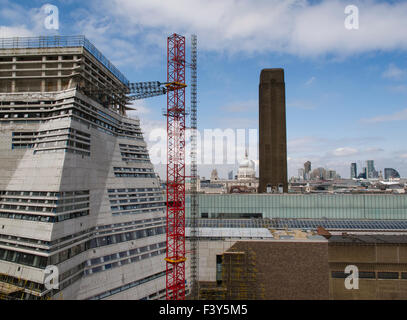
top-left (189, 34), bottom-right (199, 300)
top-left (164, 33), bottom-right (187, 300)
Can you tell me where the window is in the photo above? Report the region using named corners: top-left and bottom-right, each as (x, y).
top-left (359, 272), bottom-right (375, 279)
top-left (216, 255), bottom-right (223, 284)
top-left (378, 272), bottom-right (399, 279)
top-left (331, 271), bottom-right (347, 279)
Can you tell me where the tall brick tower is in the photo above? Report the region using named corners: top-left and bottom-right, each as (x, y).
top-left (259, 68), bottom-right (288, 193)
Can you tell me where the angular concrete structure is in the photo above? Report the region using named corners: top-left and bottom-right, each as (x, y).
top-left (0, 36), bottom-right (166, 300)
top-left (258, 68), bottom-right (288, 193)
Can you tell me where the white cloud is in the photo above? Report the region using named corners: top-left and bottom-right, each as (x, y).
top-left (305, 76), bottom-right (316, 86)
top-left (0, 1), bottom-right (60, 37)
top-left (401, 154), bottom-right (407, 159)
top-left (0, 26), bottom-right (34, 37)
top-left (103, 0), bottom-right (407, 57)
top-left (362, 108), bottom-right (407, 123)
top-left (365, 147), bottom-right (384, 153)
top-left (127, 100), bottom-right (151, 116)
top-left (331, 147), bottom-right (359, 157)
top-left (382, 63), bottom-right (406, 80)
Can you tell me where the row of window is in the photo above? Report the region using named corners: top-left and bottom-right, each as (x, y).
top-left (0, 197), bottom-right (87, 205)
top-left (2, 98), bottom-right (142, 142)
top-left (119, 144), bottom-right (147, 152)
top-left (71, 105), bottom-right (143, 139)
top-left (113, 167), bottom-right (154, 173)
top-left (109, 197), bottom-right (162, 205)
top-left (48, 225), bottom-right (166, 266)
top-left (110, 193), bottom-right (163, 200)
top-left (90, 226), bottom-right (165, 248)
top-left (121, 152), bottom-right (149, 160)
top-left (1, 201), bottom-right (89, 214)
top-left (0, 248), bottom-right (48, 268)
top-left (112, 207), bottom-right (164, 216)
top-left (88, 241), bottom-right (166, 267)
top-left (108, 187), bottom-right (162, 193)
top-left (49, 217), bottom-right (165, 252)
top-left (0, 209), bottom-right (89, 223)
top-left (50, 216), bottom-right (164, 248)
top-left (32, 148), bottom-right (90, 157)
top-left (0, 190), bottom-right (89, 197)
top-left (87, 271), bottom-right (166, 300)
top-left (111, 202), bottom-right (165, 212)
top-left (115, 173), bottom-right (156, 178)
top-left (86, 248), bottom-right (166, 276)
top-left (331, 271), bottom-right (407, 280)
top-left (0, 272), bottom-right (45, 293)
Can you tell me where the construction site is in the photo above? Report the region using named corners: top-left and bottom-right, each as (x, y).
top-left (1, 33), bottom-right (407, 301)
top-left (0, 34), bottom-right (198, 300)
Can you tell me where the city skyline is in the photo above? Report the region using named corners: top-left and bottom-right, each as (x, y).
top-left (1, 0), bottom-right (407, 179)
top-left (1, 0), bottom-right (407, 304)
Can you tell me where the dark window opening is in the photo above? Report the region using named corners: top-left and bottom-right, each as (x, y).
top-left (378, 272), bottom-right (399, 280)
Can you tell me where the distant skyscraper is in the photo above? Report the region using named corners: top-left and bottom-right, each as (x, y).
top-left (310, 167), bottom-right (327, 180)
top-left (304, 161), bottom-right (311, 174)
top-left (366, 160), bottom-right (376, 179)
top-left (259, 68), bottom-right (288, 193)
top-left (327, 170), bottom-right (337, 180)
top-left (350, 163), bottom-right (357, 179)
top-left (358, 167), bottom-right (367, 179)
top-left (298, 168), bottom-right (305, 180)
top-left (304, 161), bottom-right (311, 180)
top-left (228, 170), bottom-right (234, 180)
top-left (384, 168), bottom-right (401, 180)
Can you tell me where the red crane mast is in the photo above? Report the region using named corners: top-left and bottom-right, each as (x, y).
top-left (164, 33), bottom-right (187, 300)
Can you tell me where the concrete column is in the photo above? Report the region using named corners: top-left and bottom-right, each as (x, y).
top-left (57, 55), bottom-right (62, 91)
top-left (41, 56), bottom-right (46, 92)
top-left (68, 55), bottom-right (77, 89)
top-left (11, 56), bottom-right (16, 93)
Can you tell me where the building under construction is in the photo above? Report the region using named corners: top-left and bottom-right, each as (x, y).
top-left (0, 36), bottom-right (167, 299)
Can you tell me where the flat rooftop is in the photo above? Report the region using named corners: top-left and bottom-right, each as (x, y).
top-left (0, 35), bottom-right (129, 86)
top-left (186, 218), bottom-right (407, 231)
top-left (329, 234), bottom-right (407, 244)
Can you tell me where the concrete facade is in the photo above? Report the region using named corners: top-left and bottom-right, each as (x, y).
top-left (259, 68), bottom-right (288, 193)
top-left (0, 37), bottom-right (166, 300)
top-left (329, 234), bottom-right (407, 300)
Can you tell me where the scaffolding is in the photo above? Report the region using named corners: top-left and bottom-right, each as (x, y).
top-left (199, 281), bottom-right (226, 300)
top-left (222, 247), bottom-right (265, 300)
top-left (189, 34), bottom-right (199, 300)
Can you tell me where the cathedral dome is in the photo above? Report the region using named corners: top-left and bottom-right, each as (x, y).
top-left (237, 151), bottom-right (256, 180)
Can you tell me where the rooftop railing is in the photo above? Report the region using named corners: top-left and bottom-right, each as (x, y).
top-left (0, 35), bottom-right (130, 86)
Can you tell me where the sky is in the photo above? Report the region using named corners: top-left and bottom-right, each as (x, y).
top-left (1, 0), bottom-right (407, 179)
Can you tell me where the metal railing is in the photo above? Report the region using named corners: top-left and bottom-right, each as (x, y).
top-left (0, 35), bottom-right (129, 86)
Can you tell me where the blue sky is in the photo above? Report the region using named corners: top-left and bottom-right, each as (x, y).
top-left (1, 0), bottom-right (407, 179)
